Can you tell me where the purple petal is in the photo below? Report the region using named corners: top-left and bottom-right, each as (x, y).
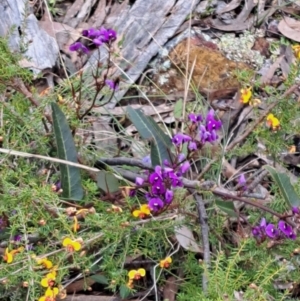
top-left (172, 133), bottom-right (192, 146)
top-left (135, 177), bottom-right (144, 186)
top-left (265, 224), bottom-right (279, 238)
top-left (148, 197), bottom-right (164, 211)
top-left (188, 141), bottom-right (197, 151)
top-left (180, 161), bottom-right (190, 174)
top-left (260, 218), bottom-right (267, 229)
top-left (165, 189), bottom-right (174, 204)
top-left (105, 79), bottom-right (118, 90)
top-left (151, 183), bottom-right (166, 195)
top-left (278, 220), bottom-right (296, 239)
top-left (188, 113), bottom-right (203, 123)
top-left (292, 206), bottom-right (300, 215)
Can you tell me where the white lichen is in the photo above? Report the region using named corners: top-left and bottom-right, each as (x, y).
top-left (215, 31), bottom-right (265, 69)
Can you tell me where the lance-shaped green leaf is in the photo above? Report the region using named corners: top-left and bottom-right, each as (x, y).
top-left (51, 103), bottom-right (84, 201)
top-left (97, 170), bottom-right (120, 193)
top-left (216, 199), bottom-right (238, 217)
top-left (127, 107), bottom-right (172, 166)
top-left (264, 165), bottom-right (300, 207)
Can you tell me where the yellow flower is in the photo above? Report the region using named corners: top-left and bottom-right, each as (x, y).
top-left (240, 87), bottom-right (252, 104)
top-left (266, 113), bottom-right (280, 131)
top-left (36, 258), bottom-right (53, 269)
top-left (3, 248), bottom-right (13, 263)
top-left (72, 216), bottom-right (80, 233)
top-left (132, 204), bottom-right (151, 219)
top-left (159, 257), bottom-right (172, 268)
top-left (2, 247), bottom-right (23, 263)
top-left (62, 237), bottom-right (82, 252)
top-left (128, 268), bottom-right (146, 280)
top-left (292, 45), bottom-right (300, 59)
top-left (41, 272), bottom-right (56, 288)
top-left (38, 287), bottom-right (59, 301)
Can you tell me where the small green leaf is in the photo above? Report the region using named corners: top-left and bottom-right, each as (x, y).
top-left (216, 199), bottom-right (238, 217)
top-left (90, 274), bottom-right (109, 285)
top-left (173, 98), bottom-right (183, 119)
top-left (97, 170), bottom-right (120, 193)
top-left (127, 107), bottom-right (172, 166)
top-left (51, 103), bottom-right (84, 201)
top-left (119, 284), bottom-right (131, 299)
top-left (264, 165), bottom-right (300, 207)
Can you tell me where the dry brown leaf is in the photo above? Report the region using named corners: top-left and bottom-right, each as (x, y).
top-left (216, 0), bottom-right (242, 15)
top-left (174, 216), bottom-right (203, 253)
top-left (278, 16), bottom-right (300, 42)
top-left (163, 275), bottom-right (183, 301)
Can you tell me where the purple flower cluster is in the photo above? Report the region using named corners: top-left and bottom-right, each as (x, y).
top-left (172, 109), bottom-right (222, 151)
top-left (252, 217), bottom-right (297, 241)
top-left (135, 162), bottom-right (188, 212)
top-left (69, 27), bottom-right (117, 53)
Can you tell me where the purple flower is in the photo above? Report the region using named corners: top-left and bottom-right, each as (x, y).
top-left (105, 79), bottom-right (118, 90)
top-left (260, 218), bottom-right (267, 228)
top-left (252, 226), bottom-right (261, 237)
top-left (13, 234), bottom-right (22, 242)
top-left (151, 183), bottom-right (166, 195)
top-left (82, 28), bottom-right (100, 39)
top-left (278, 220), bottom-right (296, 240)
top-left (149, 166), bottom-right (163, 184)
top-left (206, 109), bottom-right (222, 132)
top-left (106, 28), bottom-right (117, 41)
top-left (172, 133), bottom-right (192, 146)
top-left (165, 189), bottom-right (174, 204)
top-left (292, 206), bottom-right (300, 215)
top-left (238, 174), bottom-right (247, 190)
top-left (265, 224), bottom-right (279, 238)
top-left (135, 177), bottom-right (144, 186)
top-left (199, 125), bottom-right (210, 143)
top-left (188, 113), bottom-right (203, 123)
top-left (148, 197), bottom-right (164, 211)
top-left (180, 161), bottom-right (190, 174)
top-left (188, 141), bottom-right (197, 151)
top-left (142, 155), bottom-right (151, 165)
top-left (69, 42), bottom-right (89, 54)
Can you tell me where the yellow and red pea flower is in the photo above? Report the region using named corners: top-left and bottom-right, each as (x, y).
top-left (159, 257), bottom-right (172, 268)
top-left (132, 204), bottom-right (151, 219)
top-left (36, 257), bottom-right (53, 269)
top-left (3, 247), bottom-right (23, 263)
top-left (41, 272), bottom-right (56, 288)
top-left (38, 287), bottom-right (59, 301)
top-left (128, 268), bottom-right (146, 280)
top-left (62, 237), bottom-right (82, 252)
top-left (126, 279), bottom-right (134, 289)
top-left (266, 113), bottom-right (280, 131)
top-left (240, 87), bottom-right (252, 104)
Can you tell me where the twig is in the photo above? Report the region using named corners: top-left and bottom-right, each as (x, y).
top-left (194, 192), bottom-right (210, 293)
top-left (97, 157), bottom-right (152, 170)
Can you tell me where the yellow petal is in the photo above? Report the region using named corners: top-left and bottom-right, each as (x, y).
top-left (41, 277), bottom-right (50, 288)
top-left (140, 204), bottom-right (150, 215)
top-left (128, 270), bottom-right (136, 280)
top-left (137, 268), bottom-right (146, 277)
top-left (132, 210), bottom-right (140, 217)
top-left (38, 296), bottom-right (46, 301)
top-left (44, 259), bottom-right (53, 269)
top-left (62, 237), bottom-right (72, 247)
top-left (72, 241), bottom-right (81, 251)
top-left (166, 257), bottom-right (172, 263)
top-left (45, 286), bottom-right (59, 297)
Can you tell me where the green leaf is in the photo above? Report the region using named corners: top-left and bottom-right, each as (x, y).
top-left (119, 284), bottom-right (131, 299)
top-left (97, 170), bottom-right (120, 193)
top-left (127, 107), bottom-right (172, 166)
top-left (90, 274), bottom-right (109, 285)
top-left (264, 165), bottom-right (300, 207)
top-left (173, 98), bottom-right (183, 119)
top-left (51, 103), bottom-right (84, 201)
top-left (216, 199), bottom-right (238, 217)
